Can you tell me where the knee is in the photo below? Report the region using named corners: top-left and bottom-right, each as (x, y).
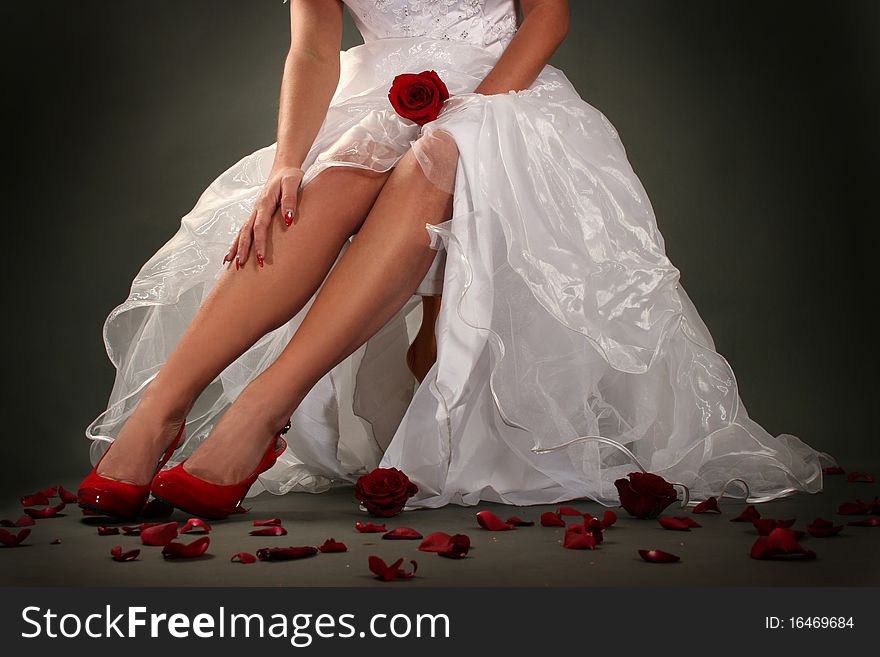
top-left (410, 129), bottom-right (459, 194)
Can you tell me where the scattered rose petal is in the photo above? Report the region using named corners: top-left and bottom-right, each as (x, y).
top-left (563, 525), bottom-right (598, 550)
top-left (382, 527), bottom-right (423, 540)
top-left (1, 515), bottom-right (35, 528)
top-left (38, 485), bottom-right (59, 498)
top-left (847, 472), bottom-right (875, 483)
top-left (318, 538), bottom-right (348, 553)
top-left (58, 487), bottom-right (78, 504)
top-left (730, 505), bottom-right (761, 522)
top-left (20, 492), bottom-right (51, 507)
top-left (639, 549), bottom-right (680, 563)
top-left (256, 546), bottom-right (319, 561)
top-left (658, 516), bottom-right (692, 531)
top-left (506, 516), bottom-right (534, 526)
top-left (110, 546), bottom-right (140, 562)
top-left (540, 512), bottom-right (565, 527)
top-left (837, 500), bottom-right (872, 515)
top-left (557, 506), bottom-right (583, 517)
top-left (368, 556), bottom-right (418, 581)
top-left (81, 509), bottom-right (101, 516)
top-left (249, 527), bottom-right (288, 537)
top-left (121, 526), bottom-right (142, 536)
top-left (253, 518), bottom-right (281, 527)
top-left (162, 536), bottom-right (210, 559)
top-left (140, 521), bottom-right (179, 546)
top-left (476, 510), bottom-right (515, 531)
top-left (231, 552), bottom-right (257, 564)
top-left (355, 521), bottom-right (386, 533)
top-left (140, 499), bottom-right (175, 519)
top-left (180, 518), bottom-right (212, 534)
top-left (676, 516), bottom-right (702, 528)
top-left (847, 518), bottom-right (880, 527)
top-left (50, 539), bottom-right (62, 545)
top-left (418, 532), bottom-right (471, 558)
top-left (24, 503), bottom-right (66, 519)
top-left (97, 526), bottom-right (120, 536)
top-left (807, 518), bottom-right (844, 538)
top-left (823, 466), bottom-right (845, 475)
top-left (751, 518), bottom-right (797, 536)
top-left (693, 497), bottom-right (722, 514)
top-left (0, 528), bottom-right (31, 547)
top-left (602, 510), bottom-right (618, 528)
top-left (750, 528), bottom-right (816, 560)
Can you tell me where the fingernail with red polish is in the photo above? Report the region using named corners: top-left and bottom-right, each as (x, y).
top-left (257, 254), bottom-right (264, 268)
top-left (235, 257), bottom-right (240, 271)
top-left (284, 210), bottom-right (294, 226)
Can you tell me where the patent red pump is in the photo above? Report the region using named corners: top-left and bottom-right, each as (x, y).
top-left (78, 421), bottom-right (187, 520)
top-left (150, 432), bottom-right (288, 520)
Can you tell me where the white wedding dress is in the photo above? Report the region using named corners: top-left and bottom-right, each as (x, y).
top-left (85, 0), bottom-right (834, 509)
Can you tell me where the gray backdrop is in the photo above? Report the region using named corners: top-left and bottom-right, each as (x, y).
top-left (3, 1), bottom-right (877, 498)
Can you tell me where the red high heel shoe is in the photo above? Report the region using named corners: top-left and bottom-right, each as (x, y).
top-left (150, 432), bottom-right (288, 520)
top-left (78, 421), bottom-right (187, 520)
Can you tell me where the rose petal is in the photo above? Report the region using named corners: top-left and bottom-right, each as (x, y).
top-left (180, 518), bottom-right (212, 534)
top-left (110, 545), bottom-right (140, 562)
top-left (58, 486), bottom-right (78, 504)
top-left (318, 538), bottom-right (348, 553)
top-left (750, 528), bottom-right (816, 560)
top-left (438, 535), bottom-right (471, 559)
top-left (97, 526), bottom-right (120, 536)
top-left (837, 500), bottom-right (871, 515)
top-left (806, 518), bottom-right (844, 538)
top-left (602, 510), bottom-right (618, 528)
top-left (140, 521), bottom-right (179, 546)
top-left (563, 526), bottom-right (598, 550)
top-left (162, 536), bottom-right (210, 559)
top-left (140, 499), bottom-right (175, 519)
top-left (418, 531), bottom-right (453, 552)
top-left (658, 516), bottom-right (692, 531)
top-left (730, 505), bottom-right (761, 522)
top-left (50, 539), bottom-right (62, 545)
top-left (847, 472), bottom-right (875, 483)
top-left (38, 485), bottom-right (59, 498)
top-left (368, 555), bottom-right (418, 581)
top-left (249, 526), bottom-right (288, 537)
top-left (847, 517), bottom-right (880, 527)
top-left (231, 552), bottom-right (257, 564)
top-left (1, 515), bottom-right (35, 528)
top-left (476, 510), bottom-right (515, 531)
top-left (540, 512), bottom-right (565, 527)
top-left (253, 518), bottom-right (282, 527)
top-left (24, 502), bottom-right (66, 519)
top-left (382, 527), bottom-right (423, 540)
top-left (355, 521), bottom-right (386, 533)
top-left (823, 466), bottom-right (845, 475)
top-left (557, 506), bottom-right (583, 517)
top-left (693, 497), bottom-right (722, 514)
top-left (0, 528), bottom-right (31, 547)
top-left (256, 546), bottom-right (319, 561)
top-left (20, 492), bottom-right (51, 507)
top-left (751, 518), bottom-right (797, 536)
top-left (506, 516), bottom-right (535, 527)
top-left (675, 516), bottom-right (702, 528)
top-left (638, 549), bottom-right (680, 563)
top-left (121, 526), bottom-right (142, 536)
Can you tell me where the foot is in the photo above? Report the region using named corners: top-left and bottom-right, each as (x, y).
top-left (95, 392), bottom-right (189, 486)
top-left (181, 384), bottom-right (291, 485)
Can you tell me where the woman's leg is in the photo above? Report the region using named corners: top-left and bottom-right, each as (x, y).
top-left (97, 166), bottom-right (392, 485)
top-left (183, 133), bottom-right (460, 484)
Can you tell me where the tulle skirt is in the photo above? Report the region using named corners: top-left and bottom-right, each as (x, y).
top-left (85, 36), bottom-right (834, 508)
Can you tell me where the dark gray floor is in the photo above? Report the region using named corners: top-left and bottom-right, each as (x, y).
top-left (2, 470), bottom-right (878, 587)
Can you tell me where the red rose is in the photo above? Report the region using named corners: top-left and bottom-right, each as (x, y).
top-left (614, 472), bottom-right (678, 519)
top-left (355, 467), bottom-right (418, 517)
top-left (388, 70), bottom-right (450, 126)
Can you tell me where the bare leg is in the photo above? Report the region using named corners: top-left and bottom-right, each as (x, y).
top-left (97, 167), bottom-right (392, 485)
top-left (183, 133), bottom-right (459, 483)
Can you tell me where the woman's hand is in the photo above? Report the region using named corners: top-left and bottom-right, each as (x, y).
top-left (224, 165), bottom-right (304, 269)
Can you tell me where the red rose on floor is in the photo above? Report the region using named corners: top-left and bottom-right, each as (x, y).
top-left (388, 70), bottom-right (450, 126)
top-left (355, 468), bottom-right (418, 517)
top-left (614, 472), bottom-right (678, 519)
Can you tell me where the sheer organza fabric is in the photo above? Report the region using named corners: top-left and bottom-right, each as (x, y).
top-left (86, 32), bottom-right (834, 508)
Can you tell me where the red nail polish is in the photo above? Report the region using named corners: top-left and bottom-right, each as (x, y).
top-left (235, 258), bottom-right (240, 271)
top-left (284, 210), bottom-right (294, 226)
top-left (257, 254), bottom-right (264, 268)
top-left (222, 255), bottom-right (229, 266)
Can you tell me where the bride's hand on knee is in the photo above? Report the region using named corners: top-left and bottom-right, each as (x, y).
top-left (223, 165), bottom-right (304, 270)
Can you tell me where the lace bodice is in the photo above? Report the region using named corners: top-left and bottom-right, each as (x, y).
top-left (341, 0), bottom-right (519, 53)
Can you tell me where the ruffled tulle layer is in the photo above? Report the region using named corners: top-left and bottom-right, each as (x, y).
top-left (85, 36), bottom-right (834, 508)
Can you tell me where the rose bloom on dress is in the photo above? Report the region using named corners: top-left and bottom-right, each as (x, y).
top-left (355, 467), bottom-right (419, 517)
top-left (388, 70), bottom-right (450, 126)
